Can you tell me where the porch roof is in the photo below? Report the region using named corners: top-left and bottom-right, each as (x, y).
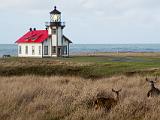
top-left (63, 35), bottom-right (72, 43)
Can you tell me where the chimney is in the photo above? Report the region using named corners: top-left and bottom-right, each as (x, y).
top-left (29, 28), bottom-right (32, 31)
top-left (33, 28), bottom-right (36, 31)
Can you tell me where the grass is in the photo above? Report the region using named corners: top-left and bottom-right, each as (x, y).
top-left (1, 75), bottom-right (160, 120)
top-left (1, 54), bottom-right (160, 78)
top-left (1, 53), bottom-right (160, 120)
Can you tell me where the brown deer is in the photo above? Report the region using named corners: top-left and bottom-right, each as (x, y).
top-left (146, 78), bottom-right (160, 97)
top-left (94, 89), bottom-right (122, 111)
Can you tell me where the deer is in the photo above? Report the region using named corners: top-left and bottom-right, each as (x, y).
top-left (146, 77), bottom-right (160, 97)
top-left (94, 89), bottom-right (122, 111)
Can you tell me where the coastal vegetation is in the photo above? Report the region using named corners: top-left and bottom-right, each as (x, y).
top-left (1, 53), bottom-right (160, 120)
top-left (1, 53), bottom-right (160, 78)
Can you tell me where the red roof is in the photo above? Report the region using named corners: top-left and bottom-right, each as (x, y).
top-left (16, 30), bottom-right (48, 43)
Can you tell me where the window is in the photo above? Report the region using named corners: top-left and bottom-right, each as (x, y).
top-left (44, 46), bottom-right (48, 55)
top-left (25, 46), bottom-right (28, 54)
top-left (32, 46), bottom-right (35, 55)
top-left (39, 46), bottom-right (41, 55)
top-left (19, 46), bottom-right (22, 54)
top-left (52, 46), bottom-right (56, 54)
top-left (52, 29), bottom-right (56, 34)
top-left (64, 46), bottom-right (67, 54)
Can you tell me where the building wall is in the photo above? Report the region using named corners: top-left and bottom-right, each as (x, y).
top-left (17, 39), bottom-right (70, 58)
top-left (18, 43), bottom-right (42, 57)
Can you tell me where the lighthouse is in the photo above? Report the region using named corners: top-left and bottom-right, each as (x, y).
top-left (16, 6), bottom-right (72, 58)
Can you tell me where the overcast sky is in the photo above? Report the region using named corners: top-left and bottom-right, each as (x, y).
top-left (0, 0), bottom-right (160, 44)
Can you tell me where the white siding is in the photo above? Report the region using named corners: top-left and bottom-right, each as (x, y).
top-left (52, 35), bottom-right (56, 46)
top-left (18, 43), bottom-right (42, 58)
top-left (48, 27), bottom-right (52, 35)
top-left (58, 27), bottom-right (63, 46)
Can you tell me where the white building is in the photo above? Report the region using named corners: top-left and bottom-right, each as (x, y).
top-left (16, 6), bottom-right (72, 58)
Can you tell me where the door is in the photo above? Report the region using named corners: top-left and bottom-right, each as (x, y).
top-left (44, 46), bottom-right (48, 55)
top-left (58, 48), bottom-right (61, 57)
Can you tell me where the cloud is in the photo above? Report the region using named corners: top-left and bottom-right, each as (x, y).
top-left (53, 0), bottom-right (160, 26)
top-left (1, 0), bottom-right (160, 24)
top-left (1, 0), bottom-right (160, 43)
top-left (0, 0), bottom-right (50, 13)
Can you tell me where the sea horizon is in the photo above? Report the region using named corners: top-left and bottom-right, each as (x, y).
top-left (1, 44), bottom-right (160, 57)
top-left (2, 43), bottom-right (160, 45)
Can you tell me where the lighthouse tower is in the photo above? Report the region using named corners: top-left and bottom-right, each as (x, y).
top-left (45, 6), bottom-right (72, 57)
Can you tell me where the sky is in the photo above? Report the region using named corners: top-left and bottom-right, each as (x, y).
top-left (0, 0), bottom-right (160, 44)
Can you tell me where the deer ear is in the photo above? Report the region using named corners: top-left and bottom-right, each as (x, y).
top-left (112, 89), bottom-right (116, 92)
top-left (118, 89), bottom-right (122, 92)
top-left (155, 77), bottom-right (158, 82)
top-left (146, 78), bottom-right (149, 82)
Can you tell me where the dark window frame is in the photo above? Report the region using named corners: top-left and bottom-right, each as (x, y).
top-left (64, 46), bottom-right (67, 55)
top-left (32, 46), bottom-right (35, 55)
top-left (39, 46), bottom-right (41, 55)
top-left (52, 46), bottom-right (56, 54)
top-left (19, 46), bottom-right (22, 54)
top-left (25, 46), bottom-right (28, 55)
top-left (44, 46), bottom-right (48, 55)
top-left (52, 29), bottom-right (56, 34)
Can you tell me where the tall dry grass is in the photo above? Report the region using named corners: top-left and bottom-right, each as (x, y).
top-left (0, 75), bottom-right (160, 120)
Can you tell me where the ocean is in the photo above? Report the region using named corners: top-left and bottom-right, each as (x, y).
top-left (1, 44), bottom-right (160, 57)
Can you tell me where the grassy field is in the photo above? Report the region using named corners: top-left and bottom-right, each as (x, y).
top-left (1, 53), bottom-right (160, 78)
top-left (0, 75), bottom-right (160, 120)
top-left (1, 53), bottom-right (160, 120)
